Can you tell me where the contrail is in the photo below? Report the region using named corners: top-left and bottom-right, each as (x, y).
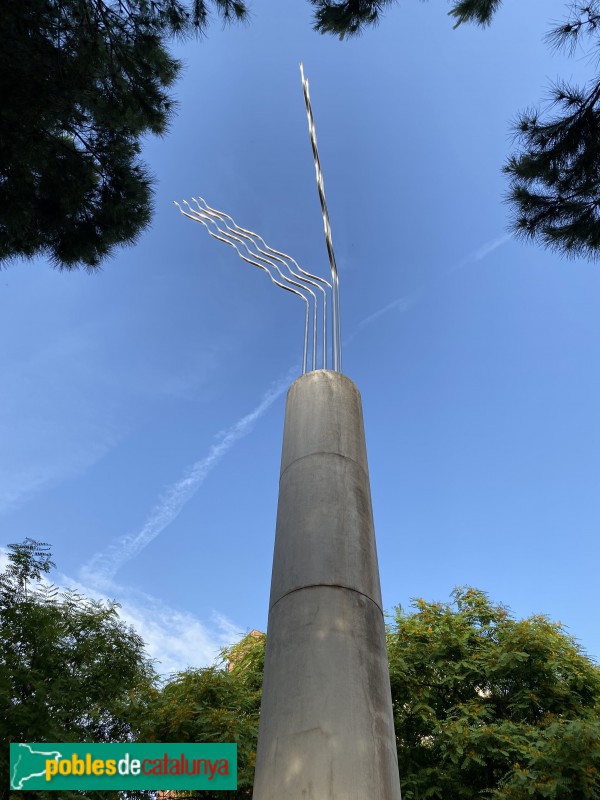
top-left (358, 291), bottom-right (422, 330)
top-left (355, 232), bottom-right (512, 331)
top-left (80, 369), bottom-right (296, 586)
top-left (79, 234), bottom-right (512, 587)
top-left (453, 232), bottom-right (513, 271)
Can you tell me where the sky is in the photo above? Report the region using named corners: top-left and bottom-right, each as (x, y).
top-left (2, 0), bottom-right (600, 677)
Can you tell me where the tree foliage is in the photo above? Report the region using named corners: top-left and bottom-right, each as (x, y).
top-left (136, 631), bottom-right (265, 798)
top-left (0, 0), bottom-right (248, 270)
top-left (309, 0), bottom-right (503, 37)
top-left (310, 0), bottom-right (398, 38)
top-left (388, 587), bottom-right (600, 799)
top-left (4, 1), bottom-right (600, 269)
top-left (504, 4), bottom-right (600, 260)
top-left (313, 0), bottom-right (600, 261)
top-left (140, 588), bottom-right (600, 799)
top-left (0, 539), bottom-right (156, 800)
top-left (447, 0), bottom-right (503, 29)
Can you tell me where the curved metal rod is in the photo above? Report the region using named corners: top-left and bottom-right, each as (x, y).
top-left (175, 201), bottom-right (310, 373)
top-left (183, 202), bottom-right (313, 311)
top-left (182, 199), bottom-right (317, 372)
top-left (194, 198), bottom-right (331, 288)
top-left (192, 197), bottom-right (328, 371)
top-left (191, 200), bottom-right (319, 370)
top-left (193, 197), bottom-right (329, 370)
top-left (300, 62), bottom-right (342, 373)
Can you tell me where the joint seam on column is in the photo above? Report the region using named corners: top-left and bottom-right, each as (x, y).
top-left (279, 451), bottom-right (369, 483)
top-left (269, 582), bottom-right (383, 616)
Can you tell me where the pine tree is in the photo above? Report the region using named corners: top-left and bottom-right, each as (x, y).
top-left (5, 1), bottom-right (600, 267)
top-left (504, 4), bottom-right (600, 260)
top-left (313, 0), bottom-right (600, 260)
top-left (0, 1), bottom-right (247, 269)
top-left (310, 0), bottom-right (398, 38)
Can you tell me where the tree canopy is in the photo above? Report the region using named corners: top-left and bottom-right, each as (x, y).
top-left (2, 0), bottom-right (600, 268)
top-left (388, 587), bottom-right (600, 799)
top-left (139, 588), bottom-right (600, 799)
top-left (0, 0), bottom-right (248, 270)
top-left (0, 539), bottom-right (155, 800)
top-left (315, 0), bottom-right (600, 261)
top-left (2, 554), bottom-right (597, 799)
top-left (136, 631), bottom-right (265, 798)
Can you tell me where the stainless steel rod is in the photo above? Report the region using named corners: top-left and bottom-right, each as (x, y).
top-left (191, 198), bottom-right (322, 372)
top-left (175, 202), bottom-right (310, 374)
top-left (193, 197), bottom-right (331, 370)
top-left (300, 62), bottom-right (342, 373)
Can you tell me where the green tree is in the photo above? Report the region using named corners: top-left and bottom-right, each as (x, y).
top-left (141, 589), bottom-right (600, 799)
top-left (314, 0), bottom-right (600, 261)
top-left (6, 1), bottom-right (598, 270)
top-left (137, 631), bottom-right (265, 799)
top-left (310, 0), bottom-right (399, 37)
top-left (310, 0), bottom-right (502, 38)
top-left (0, 538), bottom-right (156, 800)
top-left (0, 0), bottom-right (247, 270)
top-left (388, 587), bottom-right (600, 799)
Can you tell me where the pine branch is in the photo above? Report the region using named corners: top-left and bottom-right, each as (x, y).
top-left (544, 1), bottom-right (600, 57)
top-left (311, 0), bottom-right (398, 39)
top-left (448, 0), bottom-right (503, 30)
top-left (505, 78), bottom-right (600, 259)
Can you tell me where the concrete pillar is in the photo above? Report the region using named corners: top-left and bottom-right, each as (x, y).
top-left (253, 370), bottom-right (401, 800)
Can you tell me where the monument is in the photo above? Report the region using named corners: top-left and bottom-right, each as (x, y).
top-left (177, 64), bottom-right (402, 800)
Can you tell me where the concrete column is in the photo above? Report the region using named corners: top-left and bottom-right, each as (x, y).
top-left (252, 370), bottom-right (401, 800)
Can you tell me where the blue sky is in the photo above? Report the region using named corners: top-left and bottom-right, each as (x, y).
top-left (2, 0), bottom-right (599, 675)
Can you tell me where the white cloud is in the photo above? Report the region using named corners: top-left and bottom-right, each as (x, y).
top-left (0, 434), bottom-right (117, 517)
top-left (21, 368), bottom-right (296, 675)
top-left (0, 550), bottom-right (243, 677)
top-left (0, 331), bottom-right (122, 516)
top-left (57, 569), bottom-right (243, 676)
top-left (117, 600), bottom-right (240, 676)
top-left (0, 322), bottom-right (219, 516)
top-left (80, 368), bottom-right (295, 588)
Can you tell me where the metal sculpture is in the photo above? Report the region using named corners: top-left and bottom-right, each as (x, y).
top-left (175, 64), bottom-right (341, 374)
top-left (300, 62), bottom-right (342, 373)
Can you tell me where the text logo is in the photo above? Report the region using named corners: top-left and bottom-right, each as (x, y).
top-left (10, 743), bottom-right (237, 790)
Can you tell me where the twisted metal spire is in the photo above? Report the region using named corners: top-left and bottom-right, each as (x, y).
top-left (175, 65), bottom-right (342, 375)
top-left (300, 62), bottom-right (342, 373)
